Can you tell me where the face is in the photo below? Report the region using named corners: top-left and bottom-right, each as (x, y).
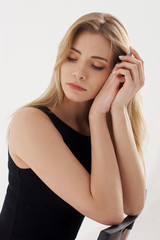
top-left (60, 30), bottom-right (113, 103)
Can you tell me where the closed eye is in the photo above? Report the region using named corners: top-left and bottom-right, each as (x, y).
top-left (67, 56), bottom-right (104, 70)
top-left (92, 65), bottom-right (104, 70)
top-left (67, 56), bottom-right (77, 61)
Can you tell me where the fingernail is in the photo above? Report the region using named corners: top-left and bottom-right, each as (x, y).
top-left (127, 50), bottom-right (131, 55)
top-left (119, 55), bottom-right (124, 59)
top-left (115, 63), bottom-right (120, 66)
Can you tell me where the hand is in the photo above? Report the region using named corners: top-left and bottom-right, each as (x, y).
top-left (89, 67), bottom-right (124, 118)
top-left (111, 47), bottom-right (145, 111)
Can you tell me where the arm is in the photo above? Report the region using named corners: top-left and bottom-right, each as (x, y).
top-left (89, 113), bottom-right (123, 222)
top-left (9, 107), bottom-right (123, 225)
top-left (110, 47), bottom-right (146, 215)
top-left (111, 106), bottom-right (146, 215)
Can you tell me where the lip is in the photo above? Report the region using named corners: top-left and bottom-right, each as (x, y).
top-left (67, 83), bottom-right (87, 91)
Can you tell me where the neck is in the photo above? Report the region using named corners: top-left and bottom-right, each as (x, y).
top-left (50, 97), bottom-right (93, 136)
top-left (57, 97), bottom-right (92, 121)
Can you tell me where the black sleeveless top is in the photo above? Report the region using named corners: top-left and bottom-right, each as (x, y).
top-left (0, 105), bottom-right (91, 240)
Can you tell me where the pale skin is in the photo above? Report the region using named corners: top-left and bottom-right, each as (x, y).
top-left (8, 30), bottom-right (146, 225)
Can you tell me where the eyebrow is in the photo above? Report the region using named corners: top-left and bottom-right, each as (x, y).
top-left (71, 47), bottom-right (108, 63)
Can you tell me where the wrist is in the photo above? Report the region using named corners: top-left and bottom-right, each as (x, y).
top-left (111, 104), bottom-right (128, 115)
top-left (89, 111), bottom-right (109, 135)
top-left (89, 110), bottom-right (107, 122)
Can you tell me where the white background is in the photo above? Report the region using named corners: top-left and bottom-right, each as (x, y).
top-left (0, 0), bottom-right (160, 239)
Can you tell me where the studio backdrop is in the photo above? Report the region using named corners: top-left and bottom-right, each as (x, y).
top-left (0, 0), bottom-right (160, 239)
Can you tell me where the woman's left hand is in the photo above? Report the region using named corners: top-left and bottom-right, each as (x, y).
top-left (111, 47), bottom-right (145, 110)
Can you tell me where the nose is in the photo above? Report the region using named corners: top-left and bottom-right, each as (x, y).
top-left (72, 69), bottom-right (87, 81)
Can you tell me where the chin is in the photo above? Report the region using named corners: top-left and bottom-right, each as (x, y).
top-left (63, 91), bottom-right (94, 103)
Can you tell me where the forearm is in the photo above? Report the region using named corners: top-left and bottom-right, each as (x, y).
top-left (111, 106), bottom-right (146, 215)
top-left (89, 113), bottom-right (123, 218)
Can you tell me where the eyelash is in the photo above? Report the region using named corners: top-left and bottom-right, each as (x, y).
top-left (67, 56), bottom-right (104, 71)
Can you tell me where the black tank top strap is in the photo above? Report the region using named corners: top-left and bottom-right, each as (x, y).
top-left (32, 105), bottom-right (91, 138)
top-left (32, 105), bottom-right (56, 124)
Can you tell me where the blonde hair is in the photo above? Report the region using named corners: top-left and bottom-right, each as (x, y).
top-left (7, 12), bottom-right (146, 163)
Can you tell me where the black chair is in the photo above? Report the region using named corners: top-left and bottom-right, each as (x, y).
top-left (97, 190), bottom-right (147, 240)
top-left (97, 212), bottom-right (140, 240)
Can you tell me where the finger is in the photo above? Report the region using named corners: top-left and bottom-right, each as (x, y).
top-left (111, 49), bottom-right (131, 72)
top-left (118, 55), bottom-right (144, 87)
top-left (113, 68), bottom-right (135, 88)
top-left (120, 48), bottom-right (144, 70)
top-left (114, 61), bottom-right (140, 88)
top-left (119, 54), bottom-right (141, 65)
top-left (130, 48), bottom-right (145, 84)
top-left (129, 47), bottom-right (144, 64)
top-left (111, 63), bottom-right (119, 73)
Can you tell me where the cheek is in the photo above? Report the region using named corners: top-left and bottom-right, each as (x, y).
top-left (60, 63), bottom-right (68, 79)
top-left (90, 71), bottom-right (111, 98)
top-left (60, 63), bottom-right (74, 83)
top-left (88, 80), bottom-right (104, 99)
top-left (91, 73), bottom-right (108, 90)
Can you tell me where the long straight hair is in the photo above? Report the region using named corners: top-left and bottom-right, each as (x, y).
top-left (7, 12), bottom-right (146, 166)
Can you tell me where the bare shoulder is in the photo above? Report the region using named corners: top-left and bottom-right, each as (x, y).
top-left (9, 106), bottom-right (62, 137)
top-left (8, 106), bottom-right (63, 162)
top-left (9, 107), bottom-right (58, 130)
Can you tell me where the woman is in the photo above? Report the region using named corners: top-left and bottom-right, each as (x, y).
top-left (0, 12), bottom-right (146, 239)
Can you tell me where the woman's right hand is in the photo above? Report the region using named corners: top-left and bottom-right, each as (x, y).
top-left (89, 66), bottom-right (124, 118)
